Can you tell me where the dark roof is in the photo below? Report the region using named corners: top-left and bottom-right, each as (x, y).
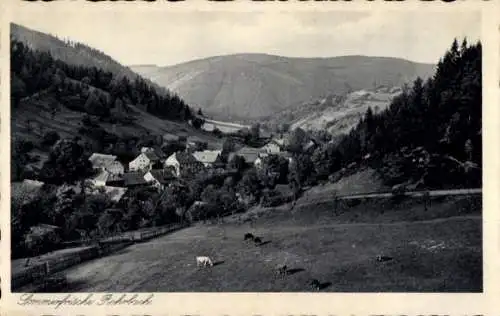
top-left (123, 171), bottom-right (147, 186)
top-left (143, 151), bottom-right (160, 162)
top-left (176, 151), bottom-right (200, 165)
top-left (149, 169), bottom-right (176, 184)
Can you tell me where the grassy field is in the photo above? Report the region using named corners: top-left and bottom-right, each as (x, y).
top-left (35, 195), bottom-right (481, 293)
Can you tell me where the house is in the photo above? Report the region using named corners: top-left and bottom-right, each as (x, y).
top-left (303, 139), bottom-right (319, 153)
top-left (272, 137), bottom-right (287, 148)
top-left (202, 122), bottom-right (216, 132)
top-left (123, 171), bottom-right (148, 188)
top-left (92, 170), bottom-right (124, 187)
top-left (101, 186), bottom-right (128, 202)
top-left (184, 136), bottom-right (208, 153)
top-left (141, 147), bottom-right (154, 153)
top-left (129, 151), bottom-right (161, 172)
top-left (259, 129), bottom-right (272, 140)
top-left (88, 153), bottom-right (124, 175)
top-left (260, 141), bottom-right (281, 154)
top-left (165, 152), bottom-right (204, 177)
top-left (106, 161), bottom-right (125, 175)
top-left (254, 156), bottom-right (264, 169)
top-left (192, 150), bottom-right (222, 167)
top-left (228, 147), bottom-right (261, 165)
top-left (144, 169), bottom-right (177, 189)
top-left (25, 223), bottom-right (62, 246)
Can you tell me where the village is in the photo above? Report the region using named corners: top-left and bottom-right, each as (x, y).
top-left (13, 124), bottom-right (330, 257)
top-left (83, 128), bottom-right (311, 205)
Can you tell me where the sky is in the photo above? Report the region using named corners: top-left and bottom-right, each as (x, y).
top-left (11, 9), bottom-right (481, 67)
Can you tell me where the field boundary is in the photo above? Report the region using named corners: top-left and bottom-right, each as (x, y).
top-left (12, 223), bottom-right (189, 290)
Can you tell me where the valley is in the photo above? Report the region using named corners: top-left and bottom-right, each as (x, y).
top-left (10, 22), bottom-right (482, 293)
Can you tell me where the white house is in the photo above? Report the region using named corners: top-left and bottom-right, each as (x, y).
top-left (129, 151), bottom-right (161, 172)
top-left (91, 170), bottom-right (124, 187)
top-left (164, 152), bottom-right (202, 177)
top-left (164, 153), bottom-right (182, 177)
top-left (88, 153), bottom-right (124, 175)
top-left (144, 169), bottom-right (176, 189)
top-left (260, 142), bottom-right (281, 154)
top-left (192, 150), bottom-right (222, 167)
top-left (254, 157), bottom-right (264, 169)
top-left (106, 161), bottom-right (125, 175)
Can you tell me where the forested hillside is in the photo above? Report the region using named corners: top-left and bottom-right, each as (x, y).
top-left (10, 36), bottom-right (219, 183)
top-left (310, 39), bottom-right (481, 189)
top-left (11, 38), bottom-right (192, 121)
top-left (11, 24), bottom-right (161, 90)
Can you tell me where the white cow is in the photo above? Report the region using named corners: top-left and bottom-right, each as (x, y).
top-left (196, 256), bottom-right (214, 268)
top-left (275, 264), bottom-right (287, 278)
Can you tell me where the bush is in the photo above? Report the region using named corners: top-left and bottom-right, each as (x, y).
top-left (260, 189), bottom-right (293, 207)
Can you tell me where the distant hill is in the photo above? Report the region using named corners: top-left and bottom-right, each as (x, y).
top-left (131, 54), bottom-right (435, 121)
top-left (263, 86), bottom-right (402, 138)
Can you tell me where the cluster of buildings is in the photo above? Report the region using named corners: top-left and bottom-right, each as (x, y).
top-left (83, 132), bottom-right (319, 200)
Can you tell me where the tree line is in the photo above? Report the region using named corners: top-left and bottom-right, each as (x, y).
top-left (307, 39), bottom-right (482, 189)
top-left (11, 38), bottom-right (193, 121)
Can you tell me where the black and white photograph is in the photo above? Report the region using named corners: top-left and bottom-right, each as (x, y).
top-left (9, 9), bottom-right (483, 293)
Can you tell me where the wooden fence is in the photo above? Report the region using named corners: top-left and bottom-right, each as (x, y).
top-left (12, 223), bottom-right (189, 290)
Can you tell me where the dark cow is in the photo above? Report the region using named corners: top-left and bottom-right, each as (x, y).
top-left (309, 279), bottom-right (321, 291)
top-left (376, 255), bottom-right (393, 262)
top-left (244, 233), bottom-right (255, 241)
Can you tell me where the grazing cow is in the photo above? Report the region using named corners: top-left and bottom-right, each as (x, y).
top-left (196, 256), bottom-right (214, 268)
top-left (254, 237), bottom-right (262, 245)
top-left (376, 255), bottom-right (393, 262)
top-left (244, 233), bottom-right (254, 241)
top-left (275, 264), bottom-right (287, 279)
top-left (309, 279), bottom-right (321, 291)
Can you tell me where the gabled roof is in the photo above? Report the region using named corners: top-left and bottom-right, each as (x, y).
top-left (148, 169), bottom-right (176, 184)
top-left (232, 147), bottom-right (261, 163)
top-left (170, 152), bottom-right (200, 165)
top-left (123, 171), bottom-right (147, 186)
top-left (303, 140), bottom-right (318, 151)
top-left (272, 138), bottom-right (286, 147)
top-left (143, 151), bottom-right (160, 162)
top-left (93, 170), bottom-right (110, 183)
top-left (89, 153), bottom-right (117, 169)
top-left (94, 170), bottom-right (123, 183)
top-left (29, 223), bottom-right (61, 237)
top-left (101, 186), bottom-right (128, 202)
top-left (236, 147), bottom-right (260, 163)
top-left (192, 150), bottom-right (222, 164)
